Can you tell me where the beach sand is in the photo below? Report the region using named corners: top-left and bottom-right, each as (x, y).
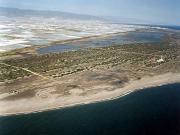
top-left (0, 72), bottom-right (179, 116)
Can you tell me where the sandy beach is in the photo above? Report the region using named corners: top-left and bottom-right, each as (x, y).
top-left (0, 73), bottom-right (179, 116)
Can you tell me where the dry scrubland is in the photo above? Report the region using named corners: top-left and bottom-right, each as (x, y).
top-left (0, 32), bottom-right (180, 115)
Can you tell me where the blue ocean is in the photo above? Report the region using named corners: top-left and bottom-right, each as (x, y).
top-left (0, 83), bottom-right (180, 135)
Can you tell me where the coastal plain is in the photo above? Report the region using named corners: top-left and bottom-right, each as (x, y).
top-left (0, 30), bottom-right (180, 116)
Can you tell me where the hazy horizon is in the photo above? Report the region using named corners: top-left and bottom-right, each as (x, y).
top-left (0, 0), bottom-right (179, 26)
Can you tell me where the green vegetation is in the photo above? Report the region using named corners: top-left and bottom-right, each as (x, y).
top-left (0, 63), bottom-right (31, 81)
top-left (1, 42), bottom-right (179, 82)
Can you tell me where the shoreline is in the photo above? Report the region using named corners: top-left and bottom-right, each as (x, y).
top-left (0, 73), bottom-right (180, 117)
top-left (0, 31), bottom-right (128, 55)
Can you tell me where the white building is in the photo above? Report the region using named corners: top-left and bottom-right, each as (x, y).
top-left (157, 56), bottom-right (164, 63)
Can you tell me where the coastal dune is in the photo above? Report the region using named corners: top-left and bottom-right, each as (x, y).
top-left (0, 73), bottom-right (179, 116)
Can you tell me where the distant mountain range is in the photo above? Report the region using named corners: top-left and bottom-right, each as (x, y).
top-left (0, 7), bottom-right (102, 20)
top-left (0, 7), bottom-right (153, 24)
top-left (0, 7), bottom-right (144, 23)
top-left (1, 7), bottom-right (178, 27)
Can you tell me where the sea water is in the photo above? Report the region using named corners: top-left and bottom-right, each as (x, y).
top-left (0, 83), bottom-right (180, 135)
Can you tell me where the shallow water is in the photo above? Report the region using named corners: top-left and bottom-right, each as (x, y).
top-left (38, 31), bottom-right (166, 54)
top-left (0, 83), bottom-right (180, 135)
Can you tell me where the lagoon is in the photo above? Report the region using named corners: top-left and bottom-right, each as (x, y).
top-left (38, 31), bottom-right (166, 54)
